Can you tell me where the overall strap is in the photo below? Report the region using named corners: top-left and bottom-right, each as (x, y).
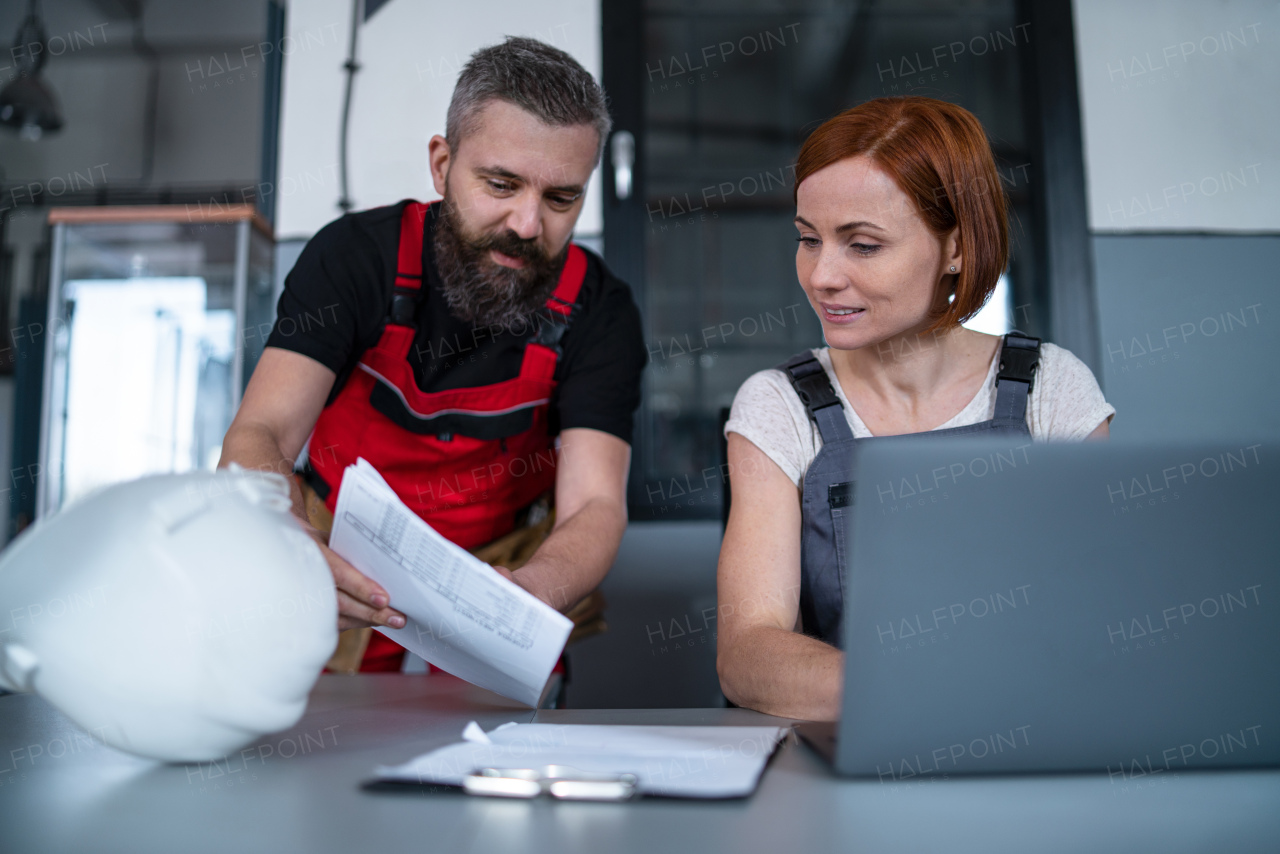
top-left (388, 200), bottom-right (430, 326)
top-left (546, 245), bottom-right (587, 316)
top-left (529, 244), bottom-right (588, 359)
top-left (779, 352), bottom-right (854, 443)
top-left (992, 331), bottom-right (1041, 426)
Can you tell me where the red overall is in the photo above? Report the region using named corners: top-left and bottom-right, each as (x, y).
top-left (308, 200), bottom-right (587, 671)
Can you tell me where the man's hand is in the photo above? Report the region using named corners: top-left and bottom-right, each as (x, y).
top-left (304, 525), bottom-right (406, 631)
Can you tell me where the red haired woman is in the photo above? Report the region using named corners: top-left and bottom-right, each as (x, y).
top-left (717, 97), bottom-right (1114, 720)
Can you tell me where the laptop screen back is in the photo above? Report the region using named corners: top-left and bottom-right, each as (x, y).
top-left (837, 438), bottom-right (1278, 778)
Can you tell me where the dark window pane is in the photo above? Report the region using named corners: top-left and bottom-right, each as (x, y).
top-left (632, 0), bottom-right (1037, 519)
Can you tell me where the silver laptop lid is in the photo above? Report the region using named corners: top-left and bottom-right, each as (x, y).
top-left (838, 438), bottom-right (1277, 778)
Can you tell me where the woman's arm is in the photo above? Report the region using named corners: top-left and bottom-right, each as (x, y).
top-left (716, 432), bottom-right (844, 721)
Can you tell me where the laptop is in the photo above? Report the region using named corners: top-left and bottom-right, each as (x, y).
top-left (799, 437), bottom-right (1279, 778)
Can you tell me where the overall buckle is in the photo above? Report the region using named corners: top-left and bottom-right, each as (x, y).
top-left (789, 360), bottom-right (841, 413)
top-left (390, 291), bottom-right (418, 326)
top-left (532, 305), bottom-right (577, 357)
top-left (997, 343), bottom-right (1040, 392)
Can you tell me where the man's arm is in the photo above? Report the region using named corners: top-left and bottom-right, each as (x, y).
top-left (219, 346), bottom-right (405, 631)
top-left (500, 427), bottom-right (630, 611)
top-left (716, 432), bottom-right (843, 721)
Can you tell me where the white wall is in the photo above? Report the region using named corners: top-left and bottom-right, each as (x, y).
top-left (275, 0), bottom-right (603, 241)
top-left (1074, 1), bottom-right (1280, 441)
top-left (1073, 0), bottom-right (1280, 233)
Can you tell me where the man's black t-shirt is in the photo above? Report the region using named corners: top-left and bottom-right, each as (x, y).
top-left (266, 201), bottom-right (646, 443)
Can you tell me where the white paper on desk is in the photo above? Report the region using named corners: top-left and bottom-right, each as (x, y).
top-left (375, 722), bottom-right (791, 799)
top-left (328, 458), bottom-right (572, 707)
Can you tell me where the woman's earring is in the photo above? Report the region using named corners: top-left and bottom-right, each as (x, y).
top-left (950, 266), bottom-right (957, 272)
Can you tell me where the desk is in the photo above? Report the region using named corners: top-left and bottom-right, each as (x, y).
top-left (1, 675), bottom-right (1277, 853)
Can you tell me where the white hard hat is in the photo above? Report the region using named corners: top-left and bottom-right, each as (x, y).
top-left (0, 468), bottom-right (337, 762)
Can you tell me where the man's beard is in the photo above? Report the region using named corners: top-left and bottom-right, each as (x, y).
top-left (432, 196), bottom-right (568, 329)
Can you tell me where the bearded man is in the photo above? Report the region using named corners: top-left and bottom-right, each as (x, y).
top-left (220, 37), bottom-right (645, 674)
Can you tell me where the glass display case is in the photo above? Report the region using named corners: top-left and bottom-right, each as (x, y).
top-left (38, 205), bottom-right (275, 518)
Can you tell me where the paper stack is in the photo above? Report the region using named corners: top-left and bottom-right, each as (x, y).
top-left (329, 458), bottom-right (573, 706)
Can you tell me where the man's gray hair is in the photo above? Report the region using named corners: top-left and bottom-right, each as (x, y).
top-left (446, 36), bottom-right (612, 164)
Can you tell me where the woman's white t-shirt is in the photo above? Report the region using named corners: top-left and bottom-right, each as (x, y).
top-left (725, 342), bottom-right (1116, 488)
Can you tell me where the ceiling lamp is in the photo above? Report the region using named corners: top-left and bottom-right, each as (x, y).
top-left (0, 0), bottom-right (65, 140)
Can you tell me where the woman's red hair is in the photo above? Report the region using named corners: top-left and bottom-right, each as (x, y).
top-left (794, 96), bottom-right (1008, 331)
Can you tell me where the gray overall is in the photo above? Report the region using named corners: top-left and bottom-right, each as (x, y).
top-left (780, 332), bottom-right (1041, 647)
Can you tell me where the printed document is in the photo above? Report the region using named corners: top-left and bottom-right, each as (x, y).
top-left (328, 458), bottom-right (572, 706)
top-left (375, 721), bottom-right (791, 799)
